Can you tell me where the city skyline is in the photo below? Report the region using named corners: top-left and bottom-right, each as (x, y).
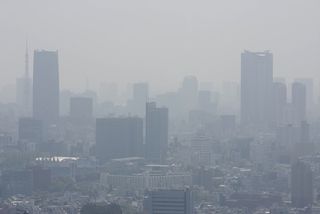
top-left (1, 1), bottom-right (320, 213)
top-left (0, 0), bottom-right (320, 94)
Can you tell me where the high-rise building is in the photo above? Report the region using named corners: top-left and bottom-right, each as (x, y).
top-left (291, 82), bottom-right (307, 125)
top-left (145, 102), bottom-right (169, 163)
top-left (294, 121), bottom-right (313, 159)
top-left (272, 82), bottom-right (287, 127)
top-left (241, 50), bottom-right (273, 129)
top-left (180, 76), bottom-right (198, 116)
top-left (33, 50), bottom-right (59, 126)
top-left (291, 161), bottom-right (313, 208)
top-left (96, 117), bottom-right (143, 161)
top-left (295, 78), bottom-right (314, 113)
top-left (143, 189), bottom-right (193, 214)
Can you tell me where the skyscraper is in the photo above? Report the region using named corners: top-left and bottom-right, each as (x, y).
top-left (272, 82), bottom-right (287, 127)
top-left (180, 76), bottom-right (198, 116)
top-left (295, 78), bottom-right (314, 114)
top-left (241, 50), bottom-right (273, 129)
top-left (143, 189), bottom-right (193, 214)
top-left (291, 161), bottom-right (313, 208)
top-left (33, 50), bottom-right (59, 126)
top-left (96, 117), bottom-right (143, 161)
top-left (291, 82), bottom-right (307, 125)
top-left (146, 102), bottom-right (169, 163)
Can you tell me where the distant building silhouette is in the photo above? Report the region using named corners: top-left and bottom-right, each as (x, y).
top-left (180, 76), bottom-right (198, 116)
top-left (291, 161), bottom-right (313, 208)
top-left (272, 81), bottom-right (287, 127)
top-left (291, 82), bottom-right (307, 125)
top-left (143, 189), bottom-right (193, 214)
top-left (295, 78), bottom-right (314, 115)
top-left (96, 117), bottom-right (143, 162)
top-left (33, 50), bottom-right (59, 127)
top-left (294, 121), bottom-right (313, 159)
top-left (145, 102), bottom-right (168, 163)
top-left (241, 50), bottom-right (273, 129)
top-left (276, 124), bottom-right (299, 163)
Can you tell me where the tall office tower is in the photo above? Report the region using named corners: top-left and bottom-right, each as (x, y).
top-left (16, 41), bottom-right (32, 116)
top-left (70, 97), bottom-right (93, 119)
top-left (143, 189), bottom-right (193, 214)
top-left (241, 50), bottom-right (273, 129)
top-left (180, 76), bottom-right (199, 114)
top-left (295, 78), bottom-right (314, 113)
top-left (272, 82), bottom-right (287, 127)
top-left (33, 50), bottom-right (59, 126)
top-left (300, 121), bottom-right (310, 144)
top-left (145, 102), bottom-right (169, 163)
top-left (291, 82), bottom-right (306, 125)
top-left (18, 117), bottom-right (43, 144)
top-left (291, 161), bottom-right (313, 208)
top-left (276, 124), bottom-right (300, 163)
top-left (294, 121), bottom-right (312, 159)
top-left (96, 117), bottom-right (143, 162)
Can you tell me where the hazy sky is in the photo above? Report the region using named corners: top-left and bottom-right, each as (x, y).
top-left (1, 0), bottom-right (320, 93)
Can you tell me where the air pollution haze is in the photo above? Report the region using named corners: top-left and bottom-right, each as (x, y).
top-left (1, 1), bottom-right (320, 213)
top-left (0, 0), bottom-right (320, 93)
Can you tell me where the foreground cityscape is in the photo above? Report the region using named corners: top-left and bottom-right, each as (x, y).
top-left (0, 46), bottom-right (319, 214)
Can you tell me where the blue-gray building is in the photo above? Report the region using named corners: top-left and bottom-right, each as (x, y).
top-left (145, 102), bottom-right (168, 164)
top-left (96, 117), bottom-right (143, 162)
top-left (143, 189), bottom-right (193, 214)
